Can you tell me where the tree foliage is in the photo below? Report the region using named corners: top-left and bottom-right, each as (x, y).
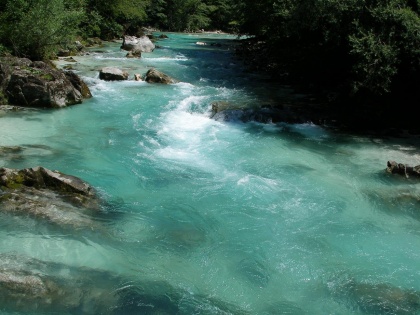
top-left (233, 0), bottom-right (420, 98)
top-left (0, 0), bottom-right (84, 60)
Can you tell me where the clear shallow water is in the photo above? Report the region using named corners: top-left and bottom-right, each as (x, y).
top-left (1, 33), bottom-right (420, 314)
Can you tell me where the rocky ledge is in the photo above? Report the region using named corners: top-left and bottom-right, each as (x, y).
top-left (0, 166), bottom-right (101, 229)
top-left (386, 161), bottom-right (420, 178)
top-left (0, 57), bottom-right (91, 108)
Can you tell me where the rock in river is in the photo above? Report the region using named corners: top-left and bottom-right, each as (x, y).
top-left (144, 68), bottom-right (178, 84)
top-left (0, 166), bottom-right (101, 230)
top-left (121, 35), bottom-right (155, 54)
top-left (386, 160), bottom-right (420, 178)
top-left (99, 67), bottom-right (129, 81)
top-left (0, 57), bottom-right (91, 108)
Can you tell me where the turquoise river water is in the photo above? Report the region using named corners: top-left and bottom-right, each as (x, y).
top-left (1, 33), bottom-right (420, 314)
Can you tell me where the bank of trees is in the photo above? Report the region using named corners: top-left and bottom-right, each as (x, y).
top-left (1, 0), bottom-right (420, 106)
top-left (236, 0), bottom-right (420, 99)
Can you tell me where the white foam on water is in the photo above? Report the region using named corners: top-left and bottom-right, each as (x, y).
top-left (143, 55), bottom-right (188, 62)
top-left (174, 81), bottom-right (196, 93)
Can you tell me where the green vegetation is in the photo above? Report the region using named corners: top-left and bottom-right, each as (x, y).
top-left (0, 91), bottom-right (8, 105)
top-left (0, 0), bottom-right (419, 128)
top-left (0, 0), bottom-right (84, 60)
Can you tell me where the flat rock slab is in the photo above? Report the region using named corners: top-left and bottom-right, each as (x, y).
top-left (0, 167), bottom-right (101, 229)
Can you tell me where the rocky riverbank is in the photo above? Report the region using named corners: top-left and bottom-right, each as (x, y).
top-left (0, 57), bottom-right (91, 108)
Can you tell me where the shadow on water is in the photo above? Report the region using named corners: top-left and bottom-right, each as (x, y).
top-left (329, 275), bottom-right (420, 315)
top-left (260, 301), bottom-right (308, 315)
top-left (363, 185), bottom-right (420, 221)
top-left (141, 200), bottom-right (219, 254)
top-left (155, 36), bottom-right (302, 106)
top-left (0, 254), bottom-right (249, 315)
top-left (235, 255), bottom-right (271, 288)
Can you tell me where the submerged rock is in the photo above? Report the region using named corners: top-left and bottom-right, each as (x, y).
top-left (261, 301), bottom-right (307, 315)
top-left (0, 254), bottom-right (249, 315)
top-left (210, 101), bottom-right (303, 124)
top-left (0, 57), bottom-right (91, 108)
top-left (386, 161), bottom-right (420, 178)
top-left (237, 257), bottom-right (270, 288)
top-left (126, 51), bottom-right (141, 58)
top-left (331, 278), bottom-right (420, 315)
top-left (145, 68), bottom-right (178, 84)
top-left (0, 167), bottom-right (101, 229)
top-left (121, 35), bottom-right (155, 54)
top-left (0, 146), bottom-right (24, 162)
top-left (99, 67), bottom-right (129, 81)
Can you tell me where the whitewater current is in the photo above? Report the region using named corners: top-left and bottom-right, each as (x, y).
top-left (1, 33), bottom-right (420, 314)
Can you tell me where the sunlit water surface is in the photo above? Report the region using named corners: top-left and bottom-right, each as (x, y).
top-left (1, 33), bottom-right (420, 314)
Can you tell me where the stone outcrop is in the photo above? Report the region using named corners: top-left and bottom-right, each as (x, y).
top-left (144, 68), bottom-right (177, 84)
top-left (121, 35), bottom-right (155, 54)
top-left (99, 67), bottom-right (129, 81)
top-left (0, 57), bottom-right (91, 108)
top-left (64, 71), bottom-right (92, 98)
top-left (331, 277), bottom-right (420, 315)
top-left (0, 166), bottom-right (101, 229)
top-left (386, 161), bottom-right (420, 178)
top-left (0, 166), bottom-right (94, 196)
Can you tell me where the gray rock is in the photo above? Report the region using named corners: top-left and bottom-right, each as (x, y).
top-left (121, 35), bottom-right (155, 53)
top-left (126, 51), bottom-right (141, 58)
top-left (65, 71), bottom-right (92, 98)
top-left (387, 161), bottom-right (420, 178)
top-left (99, 67), bottom-right (129, 81)
top-left (0, 167), bottom-right (101, 229)
top-left (145, 68), bottom-right (177, 84)
top-left (0, 57), bottom-right (91, 108)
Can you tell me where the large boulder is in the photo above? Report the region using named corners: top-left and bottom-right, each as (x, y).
top-left (64, 70), bottom-right (92, 98)
top-left (0, 57), bottom-right (91, 108)
top-left (144, 68), bottom-right (177, 84)
top-left (121, 35), bottom-right (155, 54)
top-left (0, 166), bottom-right (101, 229)
top-left (99, 67), bottom-right (129, 81)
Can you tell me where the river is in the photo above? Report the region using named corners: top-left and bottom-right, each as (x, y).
top-left (1, 33), bottom-right (420, 314)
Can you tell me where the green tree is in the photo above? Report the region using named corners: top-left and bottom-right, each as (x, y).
top-left (0, 0), bottom-right (84, 60)
top-left (86, 0), bottom-right (149, 38)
